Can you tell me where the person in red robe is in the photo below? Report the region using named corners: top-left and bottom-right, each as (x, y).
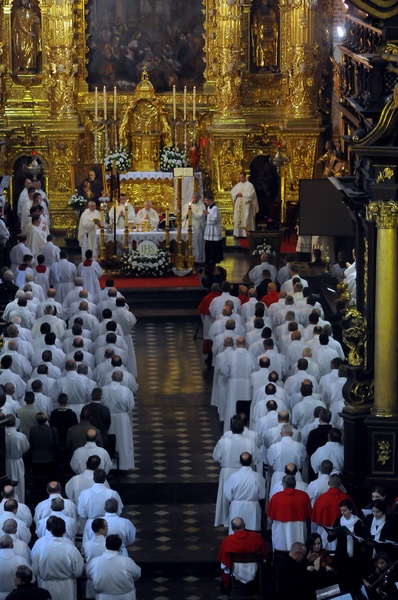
top-left (260, 282), bottom-right (280, 307)
top-left (267, 474), bottom-right (312, 550)
top-left (311, 474), bottom-right (355, 546)
top-left (218, 516), bottom-right (268, 592)
top-left (238, 285), bottom-right (250, 305)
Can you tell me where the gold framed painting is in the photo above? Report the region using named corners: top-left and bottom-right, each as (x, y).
top-left (71, 164), bottom-right (106, 204)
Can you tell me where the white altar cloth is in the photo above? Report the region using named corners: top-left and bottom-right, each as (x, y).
top-left (96, 228), bottom-right (189, 255)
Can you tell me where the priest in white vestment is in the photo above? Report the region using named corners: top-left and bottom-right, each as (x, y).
top-left (266, 424), bottom-right (307, 489)
top-left (32, 517), bottom-right (84, 600)
top-left (221, 337), bottom-right (256, 433)
top-left (108, 193), bottom-right (136, 229)
top-left (231, 172), bottom-right (259, 238)
top-left (78, 201), bottom-right (101, 259)
top-left (210, 337), bottom-right (235, 422)
top-left (25, 215), bottom-right (46, 257)
top-left (135, 200), bottom-right (159, 229)
top-left (182, 192), bottom-right (207, 263)
top-left (101, 371), bottom-right (135, 470)
top-left (5, 417), bottom-right (29, 503)
top-left (224, 452), bottom-right (266, 534)
top-left (77, 250), bottom-right (104, 302)
top-left (213, 418), bottom-right (259, 527)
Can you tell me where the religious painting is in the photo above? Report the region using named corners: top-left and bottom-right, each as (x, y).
top-left (86, 0), bottom-right (205, 92)
top-left (71, 164), bottom-right (106, 204)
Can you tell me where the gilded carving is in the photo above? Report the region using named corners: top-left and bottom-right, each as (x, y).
top-left (48, 138), bottom-right (76, 196)
top-left (349, 379), bottom-right (374, 406)
top-left (12, 0), bottom-right (41, 73)
top-left (377, 440), bottom-right (392, 466)
top-left (286, 135), bottom-right (317, 197)
top-left (214, 1), bottom-right (244, 118)
top-left (341, 306), bottom-right (367, 368)
top-left (215, 139), bottom-right (243, 192)
top-left (367, 200), bottom-right (398, 228)
top-left (375, 167), bottom-right (395, 183)
top-left (49, 48), bottom-right (77, 117)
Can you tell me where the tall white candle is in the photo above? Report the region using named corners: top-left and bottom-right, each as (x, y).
top-left (103, 86), bottom-right (107, 120)
top-left (113, 86), bottom-right (117, 120)
top-left (94, 87), bottom-right (98, 121)
top-left (173, 85), bottom-right (176, 120)
top-left (193, 86), bottom-right (196, 121)
top-left (183, 86), bottom-right (187, 121)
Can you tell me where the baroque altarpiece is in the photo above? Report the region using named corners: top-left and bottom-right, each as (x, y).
top-left (0, 0), bottom-right (333, 229)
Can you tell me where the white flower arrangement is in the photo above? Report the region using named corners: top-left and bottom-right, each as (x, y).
top-left (104, 147), bottom-right (131, 172)
top-left (67, 190), bottom-right (86, 211)
top-left (160, 146), bottom-right (188, 172)
top-left (121, 248), bottom-right (172, 277)
top-left (252, 239), bottom-right (276, 258)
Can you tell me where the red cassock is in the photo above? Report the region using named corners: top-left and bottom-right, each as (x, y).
top-left (198, 291), bottom-right (221, 353)
top-left (218, 530), bottom-right (268, 590)
top-left (198, 291), bottom-right (221, 316)
top-left (312, 488), bottom-right (352, 526)
top-left (267, 488), bottom-right (312, 522)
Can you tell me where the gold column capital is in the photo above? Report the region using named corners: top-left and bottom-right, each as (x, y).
top-left (366, 200), bottom-right (398, 229)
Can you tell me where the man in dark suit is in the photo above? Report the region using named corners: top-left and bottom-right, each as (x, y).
top-left (86, 388), bottom-right (111, 449)
top-left (255, 270), bottom-right (273, 300)
top-left (306, 408), bottom-right (332, 481)
top-left (66, 406), bottom-right (103, 455)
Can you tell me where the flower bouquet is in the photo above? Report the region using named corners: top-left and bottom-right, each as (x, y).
top-left (67, 191), bottom-right (86, 211)
top-left (160, 146), bottom-right (188, 172)
top-left (104, 147), bottom-right (131, 172)
top-left (252, 239), bottom-right (276, 258)
top-left (120, 248), bottom-right (172, 277)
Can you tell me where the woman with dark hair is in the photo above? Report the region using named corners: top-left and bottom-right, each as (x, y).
top-left (363, 500), bottom-right (398, 562)
top-left (363, 551), bottom-right (398, 599)
top-left (305, 532), bottom-right (337, 589)
top-left (327, 498), bottom-right (364, 594)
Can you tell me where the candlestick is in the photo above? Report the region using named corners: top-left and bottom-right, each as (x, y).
top-left (173, 85), bottom-right (176, 120)
top-left (103, 86), bottom-right (107, 120)
top-left (188, 202), bottom-right (192, 227)
top-left (95, 87), bottom-right (98, 121)
top-left (183, 86), bottom-right (187, 121)
top-left (113, 86), bottom-right (117, 120)
top-left (100, 202), bottom-right (104, 227)
top-left (192, 86), bottom-right (196, 121)
top-left (165, 204), bottom-right (170, 228)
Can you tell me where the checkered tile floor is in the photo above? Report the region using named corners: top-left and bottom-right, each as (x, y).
top-left (120, 318), bottom-right (232, 599)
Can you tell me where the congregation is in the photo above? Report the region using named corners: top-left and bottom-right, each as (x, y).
top-left (201, 255), bottom-right (398, 598)
top-left (0, 217), bottom-right (140, 600)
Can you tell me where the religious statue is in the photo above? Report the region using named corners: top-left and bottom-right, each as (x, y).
top-left (330, 151), bottom-right (349, 178)
top-left (12, 0), bottom-right (41, 73)
top-left (189, 143), bottom-right (200, 171)
top-left (251, 0), bottom-right (278, 72)
top-left (317, 140), bottom-right (336, 179)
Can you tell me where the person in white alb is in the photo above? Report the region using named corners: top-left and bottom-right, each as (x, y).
top-left (86, 533), bottom-right (141, 600)
top-left (135, 200), bottom-right (159, 228)
top-left (182, 191), bottom-right (207, 263)
top-left (224, 452), bottom-right (265, 534)
top-left (108, 193), bottom-right (135, 229)
top-left (78, 201), bottom-right (101, 259)
top-left (231, 172), bottom-right (259, 238)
